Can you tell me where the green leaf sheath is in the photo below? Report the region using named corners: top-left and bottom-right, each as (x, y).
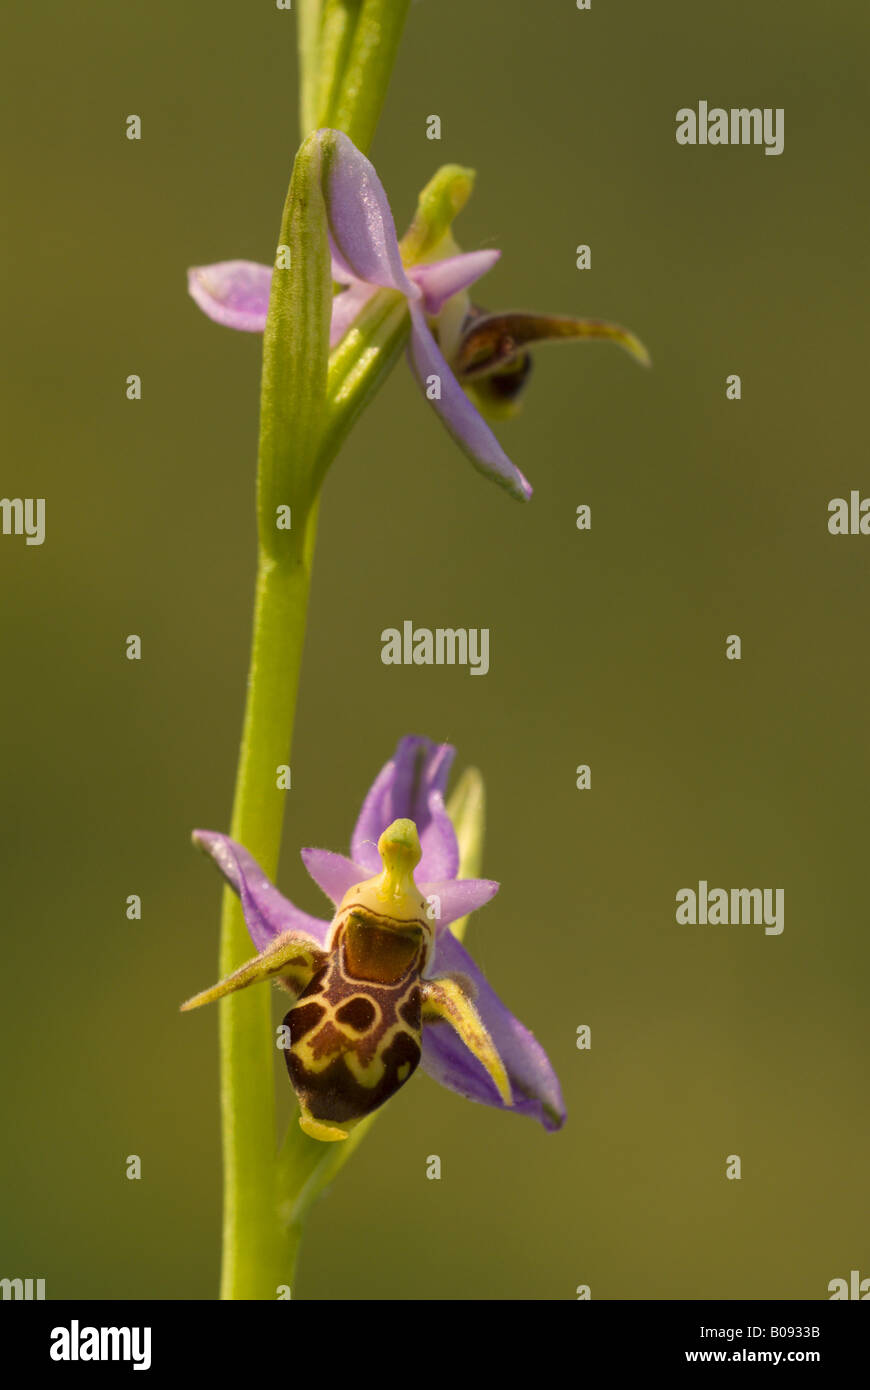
top-left (258, 133), bottom-right (333, 557)
top-left (298, 0), bottom-right (411, 154)
top-left (297, 1), bottom-right (324, 137)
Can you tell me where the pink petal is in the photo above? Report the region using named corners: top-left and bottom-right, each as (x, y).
top-left (419, 877), bottom-right (500, 927)
top-left (408, 249), bottom-right (501, 316)
top-left (301, 848), bottom-right (365, 906)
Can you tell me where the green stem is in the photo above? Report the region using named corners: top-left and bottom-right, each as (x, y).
top-left (218, 506), bottom-right (320, 1301)
top-left (297, 1), bottom-right (323, 137)
top-left (214, 0), bottom-right (413, 1301)
top-left (312, 1), bottom-right (360, 135)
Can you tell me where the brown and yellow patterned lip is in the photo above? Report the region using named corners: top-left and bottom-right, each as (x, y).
top-left (186, 733), bottom-right (567, 1142)
top-left (283, 915), bottom-right (425, 1132)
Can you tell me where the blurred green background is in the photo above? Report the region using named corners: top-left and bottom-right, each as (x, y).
top-left (2, 0), bottom-right (868, 1300)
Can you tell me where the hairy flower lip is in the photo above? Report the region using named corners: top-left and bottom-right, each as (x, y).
top-left (191, 734), bottom-right (565, 1132)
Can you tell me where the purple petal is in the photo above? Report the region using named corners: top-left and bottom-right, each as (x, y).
top-left (188, 257), bottom-right (377, 349)
top-left (351, 736), bottom-right (456, 875)
top-left (193, 830), bottom-right (330, 950)
top-left (419, 877), bottom-right (499, 928)
top-left (321, 130), bottom-right (418, 299)
top-left (408, 249), bottom-right (501, 316)
top-left (301, 848), bottom-right (365, 906)
top-left (187, 261), bottom-right (272, 332)
top-left (421, 928), bottom-right (565, 1131)
top-left (329, 279), bottom-right (378, 347)
top-left (406, 305), bottom-right (533, 501)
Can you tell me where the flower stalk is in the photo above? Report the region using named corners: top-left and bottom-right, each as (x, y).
top-left (216, 10), bottom-right (411, 1301)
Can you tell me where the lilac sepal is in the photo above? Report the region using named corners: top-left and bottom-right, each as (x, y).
top-left (321, 131), bottom-right (418, 297)
top-left (351, 735), bottom-right (456, 879)
top-left (406, 304), bottom-right (533, 501)
top-left (192, 830), bottom-right (329, 950)
top-left (422, 925), bottom-right (566, 1131)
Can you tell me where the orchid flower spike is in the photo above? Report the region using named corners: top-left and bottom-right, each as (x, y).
top-left (188, 129), bottom-right (648, 502)
top-left (182, 735), bottom-right (565, 1143)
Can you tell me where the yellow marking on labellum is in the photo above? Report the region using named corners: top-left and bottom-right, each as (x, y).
top-left (297, 1102), bottom-right (351, 1143)
top-left (179, 930), bottom-right (324, 1012)
top-left (291, 976), bottom-right (417, 1090)
top-left (422, 974), bottom-right (513, 1107)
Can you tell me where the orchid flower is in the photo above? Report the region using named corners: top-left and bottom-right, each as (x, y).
top-left (182, 735), bottom-right (565, 1141)
top-left (189, 129), bottom-right (648, 503)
